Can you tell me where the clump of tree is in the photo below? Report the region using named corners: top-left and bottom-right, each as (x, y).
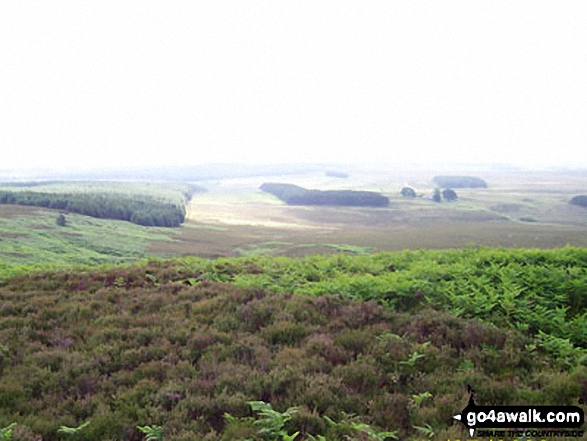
top-left (569, 195), bottom-right (587, 208)
top-left (432, 175), bottom-right (487, 188)
top-left (400, 187), bottom-right (417, 198)
top-left (0, 190), bottom-right (187, 227)
top-left (430, 188), bottom-right (457, 202)
top-left (260, 183), bottom-right (306, 202)
top-left (442, 188), bottom-right (458, 201)
top-left (260, 183), bottom-right (389, 207)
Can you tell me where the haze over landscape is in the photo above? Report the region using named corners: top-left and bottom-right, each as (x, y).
top-left (2, 1), bottom-right (587, 172)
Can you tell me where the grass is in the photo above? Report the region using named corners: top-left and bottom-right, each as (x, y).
top-left (233, 242), bottom-right (373, 257)
top-left (322, 244), bottom-right (373, 255)
top-left (163, 167), bottom-right (587, 258)
top-left (0, 206), bottom-right (177, 278)
top-left (159, 211), bottom-right (587, 259)
top-left (234, 244), bottom-right (280, 257)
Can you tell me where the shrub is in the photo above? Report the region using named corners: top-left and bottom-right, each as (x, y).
top-left (334, 356), bottom-right (385, 395)
top-left (56, 213), bottom-right (67, 226)
top-left (262, 322), bottom-right (311, 346)
top-left (400, 187), bottom-right (416, 198)
top-left (442, 188), bottom-right (457, 201)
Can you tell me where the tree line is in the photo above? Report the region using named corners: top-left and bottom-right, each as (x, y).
top-left (570, 195), bottom-right (587, 208)
top-left (400, 186), bottom-right (457, 201)
top-left (260, 183), bottom-right (390, 207)
top-left (0, 190), bottom-right (188, 227)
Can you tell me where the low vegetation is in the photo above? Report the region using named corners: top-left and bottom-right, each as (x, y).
top-left (260, 183), bottom-right (389, 207)
top-left (0, 209), bottom-right (178, 279)
top-left (0, 247), bottom-right (586, 440)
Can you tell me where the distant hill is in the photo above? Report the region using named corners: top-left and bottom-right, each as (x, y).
top-left (260, 183), bottom-right (389, 207)
top-left (0, 164), bottom-right (320, 182)
top-left (325, 170), bottom-right (350, 178)
top-left (432, 175), bottom-right (488, 188)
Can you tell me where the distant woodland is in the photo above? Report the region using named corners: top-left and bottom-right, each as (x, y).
top-left (260, 183), bottom-right (389, 207)
top-left (0, 190), bottom-right (189, 227)
top-left (432, 175), bottom-right (488, 188)
top-left (570, 195), bottom-right (587, 208)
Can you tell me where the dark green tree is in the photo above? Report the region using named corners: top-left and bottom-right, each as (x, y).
top-left (442, 188), bottom-right (457, 201)
top-left (400, 187), bottom-right (417, 198)
top-left (56, 213), bottom-right (66, 226)
top-left (433, 188), bottom-right (441, 203)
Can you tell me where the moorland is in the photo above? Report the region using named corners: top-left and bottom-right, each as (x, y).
top-left (0, 163), bottom-right (586, 440)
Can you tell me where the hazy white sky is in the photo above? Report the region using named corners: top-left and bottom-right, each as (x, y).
top-left (1, 1), bottom-right (586, 171)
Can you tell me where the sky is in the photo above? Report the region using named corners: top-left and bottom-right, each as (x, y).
top-left (1, 1), bottom-right (586, 171)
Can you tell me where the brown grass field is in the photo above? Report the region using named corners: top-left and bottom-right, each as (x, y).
top-left (145, 167), bottom-right (587, 257)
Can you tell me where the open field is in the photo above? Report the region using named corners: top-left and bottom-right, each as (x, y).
top-left (1, 167), bottom-right (586, 271)
top-left (148, 167), bottom-right (587, 258)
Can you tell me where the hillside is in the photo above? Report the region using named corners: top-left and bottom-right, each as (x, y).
top-left (0, 248), bottom-right (586, 440)
top-left (0, 182), bottom-right (204, 228)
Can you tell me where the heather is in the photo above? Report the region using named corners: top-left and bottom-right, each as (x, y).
top-left (0, 248), bottom-right (586, 440)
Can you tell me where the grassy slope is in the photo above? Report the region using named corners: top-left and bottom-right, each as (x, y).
top-left (0, 248), bottom-right (586, 440)
top-left (0, 206), bottom-right (178, 278)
